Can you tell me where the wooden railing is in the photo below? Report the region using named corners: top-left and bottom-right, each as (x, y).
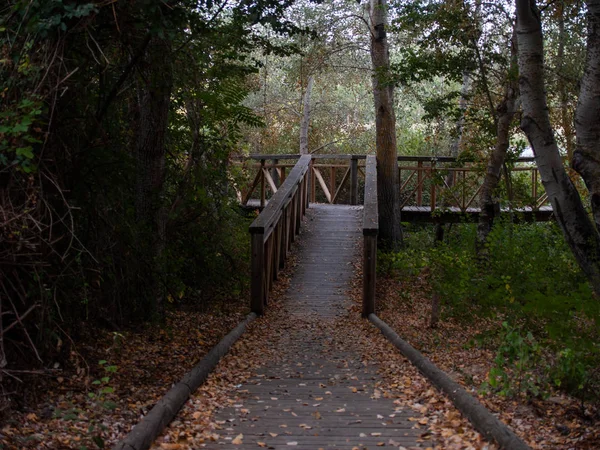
top-left (236, 154), bottom-right (548, 213)
top-left (362, 155), bottom-right (378, 317)
top-left (237, 154), bottom-right (365, 207)
top-left (398, 156), bottom-right (548, 212)
top-left (249, 155), bottom-right (311, 315)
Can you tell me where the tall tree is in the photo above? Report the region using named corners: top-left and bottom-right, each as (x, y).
top-left (516, 0), bottom-right (600, 294)
top-left (370, 0), bottom-right (403, 249)
top-left (300, 75), bottom-right (314, 154)
top-left (573, 0), bottom-right (600, 231)
top-left (133, 34), bottom-right (173, 319)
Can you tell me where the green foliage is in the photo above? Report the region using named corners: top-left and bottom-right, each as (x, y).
top-left (484, 322), bottom-right (545, 398)
top-left (388, 221), bottom-right (600, 403)
top-left (88, 360), bottom-right (118, 410)
top-left (0, 98), bottom-right (43, 172)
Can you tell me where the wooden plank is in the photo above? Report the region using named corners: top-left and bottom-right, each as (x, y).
top-left (313, 167), bottom-right (332, 203)
top-left (263, 167), bottom-right (278, 193)
top-left (238, 153), bottom-right (537, 163)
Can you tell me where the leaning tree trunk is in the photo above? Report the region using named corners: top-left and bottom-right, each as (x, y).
top-left (516, 0), bottom-right (600, 295)
top-left (300, 75), bottom-right (314, 155)
top-left (134, 36), bottom-right (173, 319)
top-left (370, 0), bottom-right (402, 250)
top-left (476, 26), bottom-right (519, 251)
top-left (573, 0), bottom-right (600, 232)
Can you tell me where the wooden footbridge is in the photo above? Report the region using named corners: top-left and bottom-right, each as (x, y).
top-left (116, 154), bottom-right (533, 450)
top-left (212, 155), bottom-right (421, 448)
top-left (237, 154), bottom-right (554, 223)
top-left (225, 154), bottom-right (531, 449)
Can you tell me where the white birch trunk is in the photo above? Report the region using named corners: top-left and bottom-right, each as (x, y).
top-left (573, 0), bottom-right (600, 231)
top-left (516, 0), bottom-right (600, 294)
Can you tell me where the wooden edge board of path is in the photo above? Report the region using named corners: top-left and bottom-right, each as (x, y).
top-left (112, 313), bottom-right (257, 450)
top-left (368, 313), bottom-right (531, 450)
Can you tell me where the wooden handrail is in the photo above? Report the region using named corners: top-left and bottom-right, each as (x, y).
top-left (236, 154), bottom-right (538, 163)
top-left (362, 155), bottom-right (378, 317)
top-left (237, 154), bottom-right (551, 214)
top-left (249, 155), bottom-right (311, 315)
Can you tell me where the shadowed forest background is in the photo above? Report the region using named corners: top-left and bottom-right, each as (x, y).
top-left (1, 0), bottom-right (599, 448)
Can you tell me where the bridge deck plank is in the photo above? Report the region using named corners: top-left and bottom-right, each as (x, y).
top-left (210, 204), bottom-right (424, 449)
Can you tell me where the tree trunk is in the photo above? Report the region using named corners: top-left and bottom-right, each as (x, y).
top-left (134, 36), bottom-right (173, 319)
top-left (476, 26), bottom-right (519, 251)
top-left (516, 0), bottom-right (600, 295)
top-left (300, 75), bottom-right (314, 155)
top-left (573, 0), bottom-right (600, 232)
top-left (369, 0), bottom-right (402, 250)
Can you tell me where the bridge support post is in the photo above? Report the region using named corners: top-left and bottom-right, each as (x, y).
top-left (350, 157), bottom-right (358, 205)
top-left (362, 155), bottom-right (378, 317)
top-left (250, 231), bottom-right (265, 315)
top-left (362, 232), bottom-right (377, 317)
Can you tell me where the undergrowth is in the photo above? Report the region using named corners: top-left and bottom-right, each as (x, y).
top-left (380, 221), bottom-right (600, 407)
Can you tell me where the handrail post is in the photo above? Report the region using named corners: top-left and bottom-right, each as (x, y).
top-left (362, 155), bottom-right (378, 317)
top-left (260, 159), bottom-right (266, 208)
top-left (272, 158), bottom-right (280, 188)
top-left (351, 157), bottom-right (358, 205)
top-left (310, 160), bottom-right (316, 203)
top-left (417, 161), bottom-right (423, 206)
top-left (250, 230), bottom-right (265, 315)
top-left (430, 159), bottom-right (437, 213)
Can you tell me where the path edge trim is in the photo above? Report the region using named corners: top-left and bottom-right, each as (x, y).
top-left (368, 313), bottom-right (531, 450)
top-left (112, 312), bottom-right (258, 450)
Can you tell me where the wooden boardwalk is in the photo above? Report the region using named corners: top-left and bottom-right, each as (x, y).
top-left (210, 204), bottom-right (423, 449)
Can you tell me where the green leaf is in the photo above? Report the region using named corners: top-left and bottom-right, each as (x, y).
top-left (16, 146), bottom-right (34, 159)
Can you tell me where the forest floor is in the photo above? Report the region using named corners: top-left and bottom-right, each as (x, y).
top-left (375, 270), bottom-right (600, 449)
top-left (0, 302), bottom-right (248, 450)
